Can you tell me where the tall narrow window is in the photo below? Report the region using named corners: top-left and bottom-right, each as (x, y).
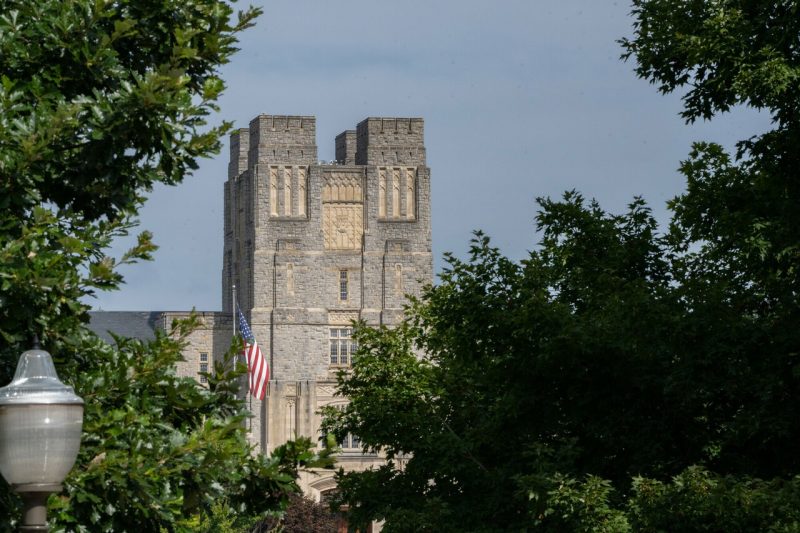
top-left (199, 353), bottom-right (209, 384)
top-left (339, 270), bottom-right (348, 301)
top-left (286, 263), bottom-right (295, 295)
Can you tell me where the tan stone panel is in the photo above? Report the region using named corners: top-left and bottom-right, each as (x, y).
top-left (328, 310), bottom-right (359, 325)
top-left (316, 384), bottom-right (337, 397)
top-left (322, 171), bottom-right (363, 204)
top-left (269, 166), bottom-right (278, 217)
top-left (283, 166), bottom-right (292, 216)
top-left (378, 168), bottom-right (386, 218)
top-left (323, 204), bottom-right (363, 250)
top-left (392, 168), bottom-right (400, 217)
top-left (406, 167), bottom-right (415, 220)
top-left (298, 166), bottom-right (307, 216)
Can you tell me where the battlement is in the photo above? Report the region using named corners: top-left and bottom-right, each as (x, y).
top-left (355, 117), bottom-right (425, 166)
top-left (228, 128), bottom-right (249, 179)
top-left (251, 114), bottom-right (316, 134)
top-left (228, 115), bottom-right (427, 170)
top-left (249, 115), bottom-right (317, 165)
top-left (357, 117), bottom-right (424, 136)
top-left (335, 130), bottom-right (357, 164)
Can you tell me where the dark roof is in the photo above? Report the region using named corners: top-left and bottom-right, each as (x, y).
top-left (88, 311), bottom-right (163, 343)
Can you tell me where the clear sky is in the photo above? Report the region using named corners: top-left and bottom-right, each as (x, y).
top-left (92, 0), bottom-right (770, 311)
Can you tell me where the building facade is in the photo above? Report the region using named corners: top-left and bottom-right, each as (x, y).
top-left (90, 114), bottom-right (433, 501)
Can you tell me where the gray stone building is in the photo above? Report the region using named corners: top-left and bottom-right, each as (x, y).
top-left (90, 114), bottom-right (433, 501)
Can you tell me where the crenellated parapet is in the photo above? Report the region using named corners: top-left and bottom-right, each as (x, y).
top-left (355, 117), bottom-right (425, 166)
top-left (248, 115), bottom-right (317, 165)
top-left (335, 130), bottom-right (357, 164)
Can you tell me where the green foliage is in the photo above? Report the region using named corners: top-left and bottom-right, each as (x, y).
top-left (621, 0), bottom-right (800, 305)
top-left (324, 1), bottom-right (800, 531)
top-left (0, 207), bottom-right (155, 371)
top-left (0, 0), bottom-right (260, 222)
top-left (629, 468), bottom-right (800, 532)
top-left (324, 214), bottom-right (680, 532)
top-left (254, 493), bottom-right (341, 533)
top-left (620, 0), bottom-right (800, 124)
top-left (195, 499), bottom-right (261, 533)
top-left (532, 475), bottom-right (630, 532)
top-left (0, 0), bottom-right (260, 364)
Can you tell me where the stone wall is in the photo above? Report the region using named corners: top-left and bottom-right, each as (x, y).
top-left (161, 311), bottom-right (233, 382)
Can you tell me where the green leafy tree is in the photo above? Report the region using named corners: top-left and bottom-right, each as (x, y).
top-left (628, 467), bottom-right (800, 533)
top-left (0, 0), bottom-right (337, 529)
top-left (0, 0), bottom-right (256, 222)
top-left (254, 493), bottom-right (341, 533)
top-left (324, 1), bottom-right (800, 531)
top-left (619, 0), bottom-right (800, 478)
top-left (0, 0), bottom-right (260, 359)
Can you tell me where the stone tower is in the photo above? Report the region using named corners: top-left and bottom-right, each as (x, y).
top-left (222, 115), bottom-right (433, 458)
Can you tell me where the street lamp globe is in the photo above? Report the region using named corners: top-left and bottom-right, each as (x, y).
top-left (0, 344), bottom-right (84, 531)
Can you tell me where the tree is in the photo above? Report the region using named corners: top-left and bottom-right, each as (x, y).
top-left (620, 0), bottom-right (800, 306)
top-left (323, 2), bottom-right (800, 530)
top-left (619, 0), bottom-right (800, 478)
top-left (1, 0), bottom-right (259, 358)
top-left (0, 0), bottom-right (256, 222)
top-left (254, 493), bottom-right (341, 533)
top-left (0, 0), bottom-right (336, 529)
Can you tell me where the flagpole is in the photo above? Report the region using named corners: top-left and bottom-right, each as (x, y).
top-left (232, 284), bottom-right (238, 367)
top-left (234, 284), bottom-right (249, 431)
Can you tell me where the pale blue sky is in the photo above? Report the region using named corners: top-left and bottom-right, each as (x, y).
top-left (93, 0), bottom-right (770, 311)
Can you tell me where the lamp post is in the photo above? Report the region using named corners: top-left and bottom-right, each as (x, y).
top-left (0, 343), bottom-right (84, 532)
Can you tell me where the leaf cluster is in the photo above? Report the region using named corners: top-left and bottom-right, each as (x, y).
top-left (253, 493), bottom-right (341, 533)
top-left (0, 0), bottom-right (260, 222)
top-left (0, 206), bottom-right (155, 379)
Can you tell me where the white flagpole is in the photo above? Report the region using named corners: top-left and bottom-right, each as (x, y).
top-left (232, 284), bottom-right (238, 368)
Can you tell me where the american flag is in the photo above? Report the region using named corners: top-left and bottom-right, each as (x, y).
top-left (237, 309), bottom-right (269, 400)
